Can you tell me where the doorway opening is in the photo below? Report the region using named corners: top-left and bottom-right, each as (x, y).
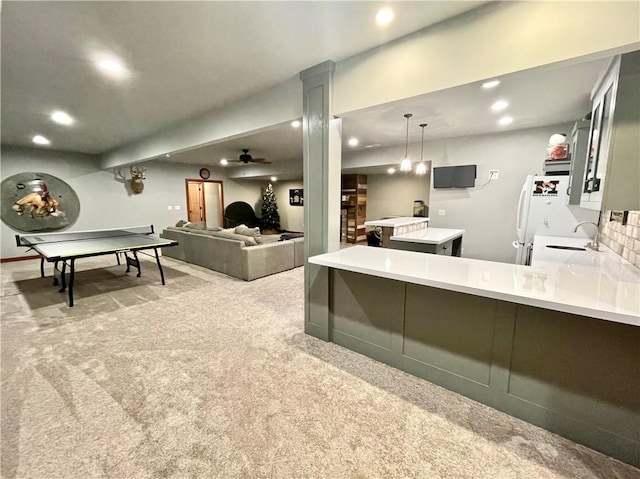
top-left (185, 179), bottom-right (224, 228)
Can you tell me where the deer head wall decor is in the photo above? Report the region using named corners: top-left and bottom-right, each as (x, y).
top-left (130, 166), bottom-right (146, 194)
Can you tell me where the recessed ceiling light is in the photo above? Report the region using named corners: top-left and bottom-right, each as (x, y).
top-left (32, 135), bottom-right (50, 145)
top-left (270, 176), bottom-right (278, 182)
top-left (348, 137), bottom-right (359, 147)
top-left (376, 8), bottom-right (394, 25)
top-left (482, 80), bottom-right (500, 89)
top-left (99, 59), bottom-right (124, 73)
top-left (93, 53), bottom-right (130, 80)
top-left (220, 159), bottom-right (228, 166)
top-left (291, 120), bottom-right (301, 128)
top-left (387, 167), bottom-right (396, 174)
top-left (498, 116), bottom-right (514, 126)
top-left (491, 100), bottom-right (509, 112)
top-left (51, 110), bottom-right (74, 126)
top-left (165, 153), bottom-right (170, 158)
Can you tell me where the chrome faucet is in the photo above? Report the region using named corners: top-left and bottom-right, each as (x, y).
top-left (573, 221), bottom-right (600, 251)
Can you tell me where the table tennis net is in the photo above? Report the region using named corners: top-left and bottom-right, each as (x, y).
top-left (17, 225), bottom-right (154, 246)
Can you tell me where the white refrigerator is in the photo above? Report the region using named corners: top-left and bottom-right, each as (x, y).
top-left (513, 175), bottom-right (599, 265)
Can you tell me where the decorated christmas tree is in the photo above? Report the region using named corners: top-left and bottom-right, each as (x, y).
top-left (261, 182), bottom-right (281, 232)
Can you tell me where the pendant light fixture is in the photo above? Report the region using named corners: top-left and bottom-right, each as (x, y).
top-left (416, 123), bottom-right (428, 176)
top-left (400, 113), bottom-right (413, 172)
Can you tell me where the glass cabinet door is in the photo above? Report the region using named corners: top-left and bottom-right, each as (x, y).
top-left (580, 55), bottom-right (621, 210)
top-left (583, 103), bottom-right (601, 194)
top-left (593, 85), bottom-right (614, 192)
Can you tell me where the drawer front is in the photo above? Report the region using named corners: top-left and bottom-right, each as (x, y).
top-left (436, 241), bottom-right (453, 255)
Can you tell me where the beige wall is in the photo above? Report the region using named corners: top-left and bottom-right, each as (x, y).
top-left (426, 123), bottom-right (598, 264)
top-left (0, 146), bottom-right (262, 259)
top-left (273, 180), bottom-right (305, 232)
top-left (366, 174), bottom-right (430, 221)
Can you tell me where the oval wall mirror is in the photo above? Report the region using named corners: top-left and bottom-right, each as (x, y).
top-left (1, 172), bottom-right (80, 232)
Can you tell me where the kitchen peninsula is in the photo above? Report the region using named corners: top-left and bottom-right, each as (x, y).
top-left (364, 217), bottom-right (429, 247)
top-left (390, 228), bottom-right (464, 256)
top-left (308, 246), bottom-right (640, 467)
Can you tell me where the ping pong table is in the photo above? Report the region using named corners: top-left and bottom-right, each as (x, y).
top-left (15, 225), bottom-right (178, 307)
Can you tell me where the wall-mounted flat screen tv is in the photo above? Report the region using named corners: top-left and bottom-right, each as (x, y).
top-left (433, 165), bottom-right (477, 188)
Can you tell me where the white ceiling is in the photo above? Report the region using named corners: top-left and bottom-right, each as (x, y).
top-left (165, 55), bottom-right (611, 173)
top-left (0, 1), bottom-right (620, 180)
top-left (1, 1), bottom-right (489, 154)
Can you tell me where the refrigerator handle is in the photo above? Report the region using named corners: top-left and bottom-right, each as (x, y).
top-left (515, 182), bottom-right (527, 240)
top-left (525, 243), bottom-right (534, 266)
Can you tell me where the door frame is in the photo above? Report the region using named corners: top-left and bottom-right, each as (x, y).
top-left (185, 179), bottom-right (225, 226)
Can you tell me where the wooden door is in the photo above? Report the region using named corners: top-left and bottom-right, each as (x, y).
top-left (186, 181), bottom-right (205, 222)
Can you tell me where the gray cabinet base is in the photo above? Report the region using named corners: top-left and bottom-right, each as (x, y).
top-left (328, 269), bottom-right (640, 467)
top-left (389, 236), bottom-right (462, 256)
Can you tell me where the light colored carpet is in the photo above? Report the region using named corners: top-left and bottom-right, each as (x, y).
top-left (1, 256), bottom-right (638, 479)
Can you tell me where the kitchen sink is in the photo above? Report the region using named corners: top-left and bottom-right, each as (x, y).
top-left (545, 245), bottom-right (587, 251)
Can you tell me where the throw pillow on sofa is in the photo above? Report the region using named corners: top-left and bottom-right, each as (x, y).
top-left (184, 221), bottom-right (207, 230)
top-left (235, 225), bottom-right (263, 244)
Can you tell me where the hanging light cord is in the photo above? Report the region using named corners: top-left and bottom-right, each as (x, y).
top-left (404, 114), bottom-right (412, 157)
top-left (420, 124), bottom-right (426, 161)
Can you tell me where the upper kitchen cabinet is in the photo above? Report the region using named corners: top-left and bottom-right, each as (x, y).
top-left (581, 51), bottom-right (640, 211)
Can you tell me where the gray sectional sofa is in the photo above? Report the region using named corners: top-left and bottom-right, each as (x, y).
top-left (160, 224), bottom-right (304, 281)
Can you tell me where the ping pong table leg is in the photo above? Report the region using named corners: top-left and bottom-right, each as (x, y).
top-left (68, 259), bottom-right (76, 307)
top-left (59, 261), bottom-right (67, 293)
top-left (125, 251), bottom-right (141, 277)
top-left (40, 257), bottom-right (45, 278)
top-left (134, 251), bottom-right (141, 277)
top-left (154, 248), bottom-right (166, 285)
top-left (52, 260), bottom-right (60, 286)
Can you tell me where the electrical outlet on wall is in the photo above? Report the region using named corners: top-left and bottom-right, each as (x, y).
top-left (438, 209), bottom-right (446, 216)
top-left (489, 169), bottom-right (500, 180)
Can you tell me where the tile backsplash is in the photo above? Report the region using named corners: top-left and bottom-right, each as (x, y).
top-left (600, 210), bottom-right (640, 268)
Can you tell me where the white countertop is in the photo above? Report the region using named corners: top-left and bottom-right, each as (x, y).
top-left (309, 245), bottom-right (640, 327)
top-left (532, 235), bottom-right (614, 265)
top-left (390, 228), bottom-right (464, 245)
top-left (364, 217), bottom-right (430, 228)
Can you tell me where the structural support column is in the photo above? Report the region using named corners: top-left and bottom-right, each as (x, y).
top-left (300, 60), bottom-right (341, 341)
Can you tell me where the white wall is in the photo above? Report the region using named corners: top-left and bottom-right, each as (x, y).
top-left (273, 180), bottom-right (304, 232)
top-left (425, 124), bottom-right (599, 264)
top-left (1, 146), bottom-right (262, 258)
top-left (366, 174), bottom-right (430, 220)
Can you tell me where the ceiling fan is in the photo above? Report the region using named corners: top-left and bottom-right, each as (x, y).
top-left (235, 148), bottom-right (271, 164)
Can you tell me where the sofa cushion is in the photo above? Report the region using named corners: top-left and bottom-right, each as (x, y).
top-left (183, 221), bottom-right (207, 230)
top-left (235, 225), bottom-right (263, 244)
top-left (180, 223), bottom-right (223, 232)
top-left (192, 229), bottom-right (223, 237)
top-left (212, 230), bottom-right (258, 246)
